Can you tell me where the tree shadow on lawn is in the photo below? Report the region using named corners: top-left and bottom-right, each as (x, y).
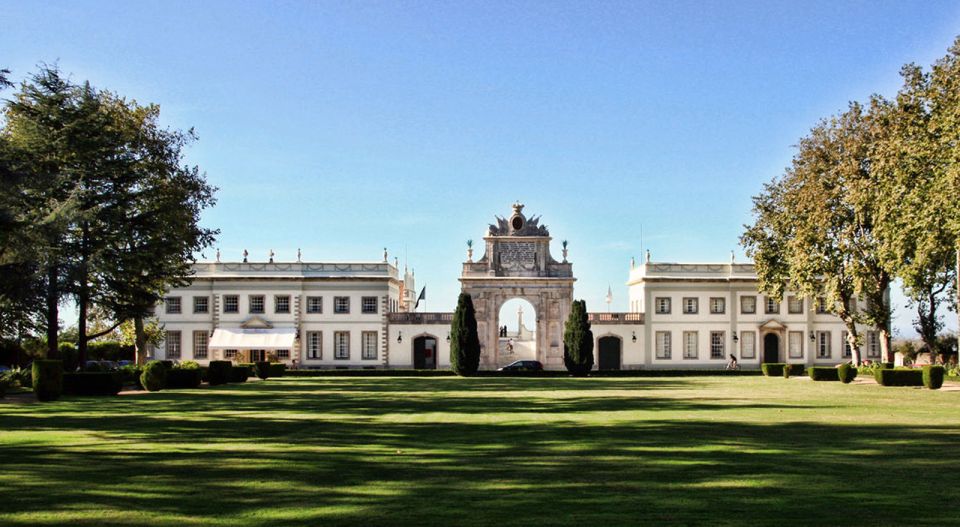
top-left (1, 378), bottom-right (957, 526)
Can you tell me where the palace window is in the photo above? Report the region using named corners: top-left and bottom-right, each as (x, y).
top-left (249, 295), bottom-right (265, 314)
top-left (334, 331), bottom-right (350, 359)
top-left (655, 331), bottom-right (671, 360)
top-left (683, 331), bottom-right (698, 359)
top-left (655, 297), bottom-right (671, 314)
top-left (275, 295), bottom-right (290, 314)
top-left (787, 296), bottom-right (803, 314)
top-left (841, 331), bottom-right (852, 359)
top-left (764, 296), bottom-right (780, 315)
top-left (165, 331), bottom-right (181, 360)
top-left (710, 331), bottom-right (725, 359)
top-left (815, 297), bottom-right (829, 314)
top-left (709, 297), bottom-right (725, 314)
top-left (193, 331), bottom-right (208, 360)
top-left (334, 296), bottom-right (350, 314)
top-left (846, 297), bottom-right (858, 313)
top-left (362, 296), bottom-right (378, 314)
top-left (816, 331), bottom-right (831, 359)
top-left (277, 349), bottom-right (290, 360)
top-left (165, 297), bottom-right (181, 314)
top-left (741, 296), bottom-right (757, 314)
top-left (788, 331), bottom-right (803, 359)
top-left (306, 331), bottom-right (322, 359)
top-left (224, 349), bottom-right (237, 359)
top-left (867, 331), bottom-right (881, 358)
top-left (682, 297), bottom-right (699, 314)
top-left (193, 296), bottom-right (209, 314)
top-left (362, 331), bottom-right (378, 360)
top-left (306, 296), bottom-right (323, 314)
top-left (740, 331), bottom-right (756, 359)
top-left (224, 295), bottom-right (239, 313)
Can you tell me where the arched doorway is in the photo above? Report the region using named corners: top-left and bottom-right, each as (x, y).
top-left (597, 336), bottom-right (622, 370)
top-left (763, 333), bottom-right (780, 363)
top-left (497, 298), bottom-right (537, 367)
top-left (413, 335), bottom-right (438, 369)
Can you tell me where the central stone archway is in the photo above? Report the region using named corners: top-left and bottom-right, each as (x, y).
top-left (460, 202), bottom-right (575, 369)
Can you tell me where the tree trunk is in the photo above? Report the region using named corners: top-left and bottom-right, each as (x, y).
top-left (77, 224), bottom-right (89, 365)
top-left (846, 331), bottom-right (862, 366)
top-left (46, 265), bottom-right (59, 359)
top-left (134, 316), bottom-right (147, 366)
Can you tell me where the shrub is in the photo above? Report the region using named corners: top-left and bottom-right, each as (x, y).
top-left (0, 373), bottom-right (13, 397)
top-left (837, 363), bottom-right (857, 384)
top-left (761, 363), bottom-right (786, 377)
top-left (269, 363), bottom-right (286, 377)
top-left (808, 367), bottom-right (840, 381)
top-left (236, 363), bottom-right (256, 375)
top-left (58, 342), bottom-right (80, 371)
top-left (178, 360), bottom-right (201, 370)
top-left (450, 292), bottom-right (482, 375)
top-left (140, 361), bottom-right (167, 391)
top-left (160, 360), bottom-right (174, 370)
top-left (118, 365), bottom-right (143, 386)
top-left (873, 362), bottom-right (895, 384)
top-left (255, 361), bottom-right (271, 380)
top-left (228, 365), bottom-right (250, 383)
top-left (878, 368), bottom-right (924, 387)
top-left (208, 361), bottom-right (231, 385)
top-left (32, 360), bottom-right (63, 401)
top-left (786, 364), bottom-right (806, 376)
top-left (922, 365), bottom-right (945, 390)
top-left (87, 341), bottom-right (135, 362)
top-left (166, 368), bottom-right (203, 389)
top-left (782, 365), bottom-right (791, 379)
top-left (63, 372), bottom-right (123, 396)
top-left (563, 299), bottom-right (594, 376)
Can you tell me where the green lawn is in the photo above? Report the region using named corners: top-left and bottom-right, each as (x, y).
top-left (1, 376), bottom-right (958, 526)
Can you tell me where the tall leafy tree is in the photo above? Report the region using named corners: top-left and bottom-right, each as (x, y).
top-left (563, 299), bottom-right (593, 375)
top-left (449, 292), bottom-right (480, 375)
top-left (871, 64), bottom-right (956, 358)
top-left (742, 103), bottom-right (893, 365)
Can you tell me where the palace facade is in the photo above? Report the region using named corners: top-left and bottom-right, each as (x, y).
top-left (153, 204), bottom-right (873, 370)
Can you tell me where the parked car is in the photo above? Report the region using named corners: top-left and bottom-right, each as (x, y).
top-left (116, 360), bottom-right (133, 368)
top-left (497, 360), bottom-right (544, 372)
top-left (0, 365), bottom-right (10, 373)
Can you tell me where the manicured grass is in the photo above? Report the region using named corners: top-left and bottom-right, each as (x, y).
top-left (1, 376), bottom-right (959, 526)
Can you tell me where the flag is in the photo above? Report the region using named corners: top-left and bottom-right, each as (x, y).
top-left (415, 286), bottom-right (426, 308)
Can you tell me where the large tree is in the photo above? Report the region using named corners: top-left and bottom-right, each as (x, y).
top-left (563, 299), bottom-right (594, 375)
top-left (449, 292), bottom-right (481, 375)
top-left (871, 64), bottom-right (956, 358)
top-left (742, 102), bottom-right (893, 365)
top-left (2, 65), bottom-right (216, 362)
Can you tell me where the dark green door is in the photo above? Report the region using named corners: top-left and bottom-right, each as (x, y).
top-left (598, 336), bottom-right (621, 370)
top-left (763, 334), bottom-right (779, 363)
top-left (413, 336), bottom-right (437, 369)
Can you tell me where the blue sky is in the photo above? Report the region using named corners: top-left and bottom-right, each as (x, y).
top-left (3, 0), bottom-right (960, 337)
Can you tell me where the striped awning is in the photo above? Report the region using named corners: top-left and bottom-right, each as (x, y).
top-left (208, 328), bottom-right (296, 349)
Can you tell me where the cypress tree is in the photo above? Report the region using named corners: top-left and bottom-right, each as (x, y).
top-left (450, 292), bottom-right (481, 375)
top-left (563, 300), bottom-right (594, 375)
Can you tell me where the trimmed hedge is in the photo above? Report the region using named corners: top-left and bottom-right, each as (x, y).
top-left (838, 363), bottom-right (857, 384)
top-left (63, 372), bottom-right (122, 396)
top-left (208, 361), bottom-right (231, 385)
top-left (786, 364), bottom-right (805, 377)
top-left (878, 368), bottom-right (924, 387)
top-left (873, 363), bottom-right (895, 384)
top-left (140, 361), bottom-right (167, 391)
top-left (228, 365), bottom-right (250, 383)
top-left (922, 365), bottom-right (945, 390)
top-left (166, 368), bottom-right (203, 389)
top-left (255, 361), bottom-right (271, 380)
top-left (269, 363), bottom-right (286, 377)
top-left (808, 367), bottom-right (840, 381)
top-left (761, 363), bottom-right (786, 377)
top-left (33, 360), bottom-right (63, 401)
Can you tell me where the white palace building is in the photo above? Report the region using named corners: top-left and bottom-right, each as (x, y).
top-left (153, 203), bottom-right (878, 370)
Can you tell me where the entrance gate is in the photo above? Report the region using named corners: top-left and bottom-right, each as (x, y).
top-left (597, 336), bottom-right (622, 370)
top-left (460, 203), bottom-right (575, 370)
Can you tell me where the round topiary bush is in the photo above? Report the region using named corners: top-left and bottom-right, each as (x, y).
top-left (923, 365), bottom-right (945, 390)
top-left (255, 361), bottom-right (271, 380)
top-left (140, 361), bottom-right (167, 392)
top-left (32, 360), bottom-right (63, 402)
top-left (207, 360), bottom-right (231, 386)
top-left (838, 363), bottom-right (857, 384)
